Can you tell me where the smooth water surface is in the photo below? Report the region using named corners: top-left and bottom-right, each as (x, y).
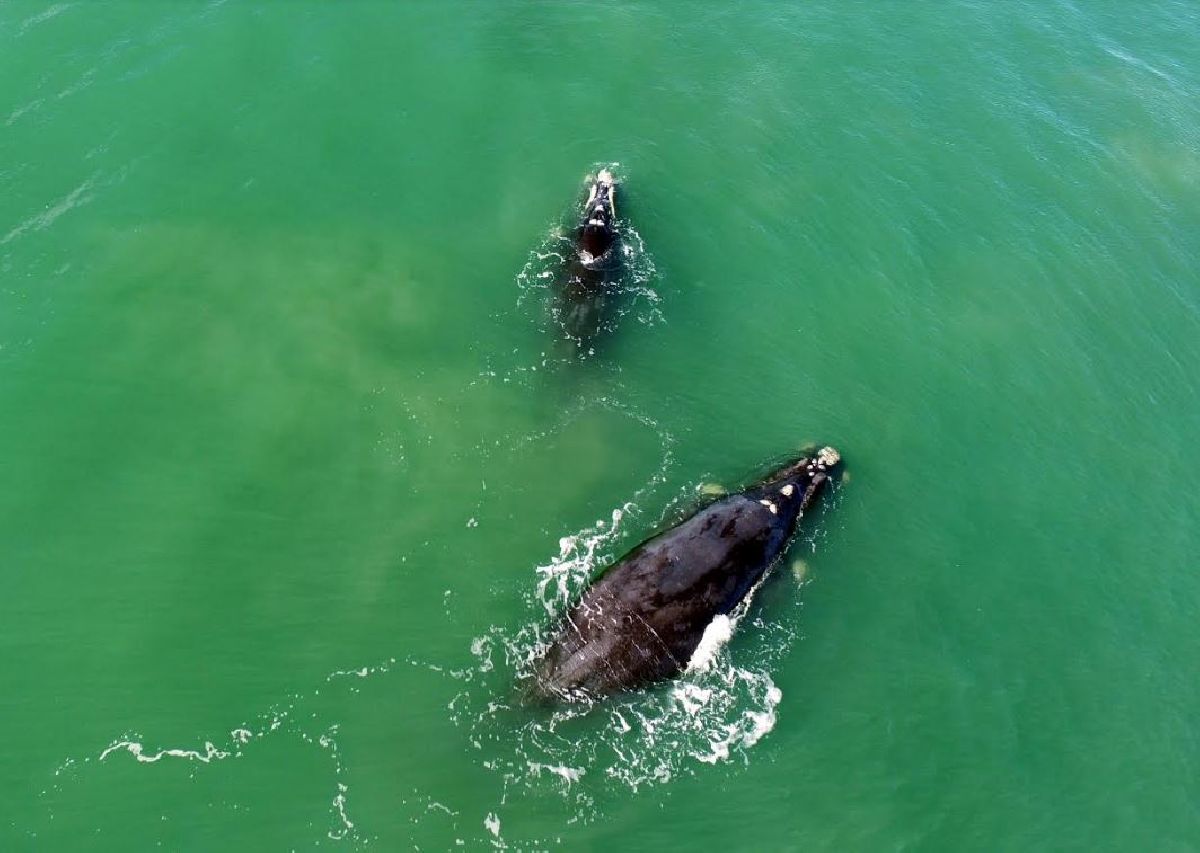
top-left (3, 1), bottom-right (1199, 848)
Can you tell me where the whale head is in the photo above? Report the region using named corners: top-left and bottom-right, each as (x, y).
top-left (745, 446), bottom-right (842, 517)
top-left (763, 446), bottom-right (841, 483)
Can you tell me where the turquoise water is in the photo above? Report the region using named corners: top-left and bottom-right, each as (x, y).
top-left (3, 1), bottom-right (1199, 848)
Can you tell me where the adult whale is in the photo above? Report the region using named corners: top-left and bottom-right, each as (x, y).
top-left (530, 447), bottom-right (842, 702)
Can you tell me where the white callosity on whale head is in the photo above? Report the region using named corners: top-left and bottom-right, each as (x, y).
top-left (816, 446), bottom-right (840, 468)
top-left (758, 499), bottom-right (778, 514)
top-left (780, 484), bottom-right (795, 497)
top-left (686, 614), bottom-right (734, 674)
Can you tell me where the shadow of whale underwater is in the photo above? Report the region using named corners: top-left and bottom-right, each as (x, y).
top-left (528, 447), bottom-right (842, 703)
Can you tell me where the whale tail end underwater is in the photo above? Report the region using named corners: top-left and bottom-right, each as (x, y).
top-left (526, 446), bottom-right (842, 704)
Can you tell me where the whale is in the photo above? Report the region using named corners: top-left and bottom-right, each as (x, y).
top-left (529, 447), bottom-right (842, 702)
top-left (574, 168), bottom-right (618, 268)
top-left (554, 169), bottom-right (623, 349)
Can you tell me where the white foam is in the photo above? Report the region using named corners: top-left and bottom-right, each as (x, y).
top-left (18, 3), bottom-right (71, 35)
top-left (470, 635), bottom-right (495, 672)
top-left (99, 740), bottom-right (229, 764)
top-left (743, 685), bottom-right (784, 747)
top-left (534, 505), bottom-right (631, 616)
top-left (611, 709), bottom-right (632, 733)
top-left (527, 761), bottom-right (585, 786)
top-left (687, 673), bottom-right (783, 764)
top-left (672, 683), bottom-right (714, 715)
top-left (3, 174), bottom-right (98, 245)
top-left (328, 782), bottom-right (354, 840)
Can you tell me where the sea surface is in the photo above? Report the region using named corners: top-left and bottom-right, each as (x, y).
top-left (3, 1), bottom-right (1199, 849)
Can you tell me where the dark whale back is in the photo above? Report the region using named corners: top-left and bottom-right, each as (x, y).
top-left (578, 222), bottom-right (616, 261)
top-left (531, 450), bottom-right (840, 701)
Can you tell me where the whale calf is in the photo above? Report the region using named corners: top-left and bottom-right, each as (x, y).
top-left (555, 169), bottom-right (622, 349)
top-left (530, 447), bottom-right (842, 702)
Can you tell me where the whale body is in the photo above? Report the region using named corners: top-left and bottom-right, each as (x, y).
top-left (530, 447), bottom-right (841, 702)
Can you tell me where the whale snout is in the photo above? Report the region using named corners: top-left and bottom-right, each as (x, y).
top-left (774, 445), bottom-right (841, 481)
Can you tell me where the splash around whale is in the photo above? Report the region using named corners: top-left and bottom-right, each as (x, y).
top-left (527, 447), bottom-right (842, 703)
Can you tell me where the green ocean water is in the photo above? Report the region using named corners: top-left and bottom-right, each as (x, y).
top-left (3, 0), bottom-right (1199, 848)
